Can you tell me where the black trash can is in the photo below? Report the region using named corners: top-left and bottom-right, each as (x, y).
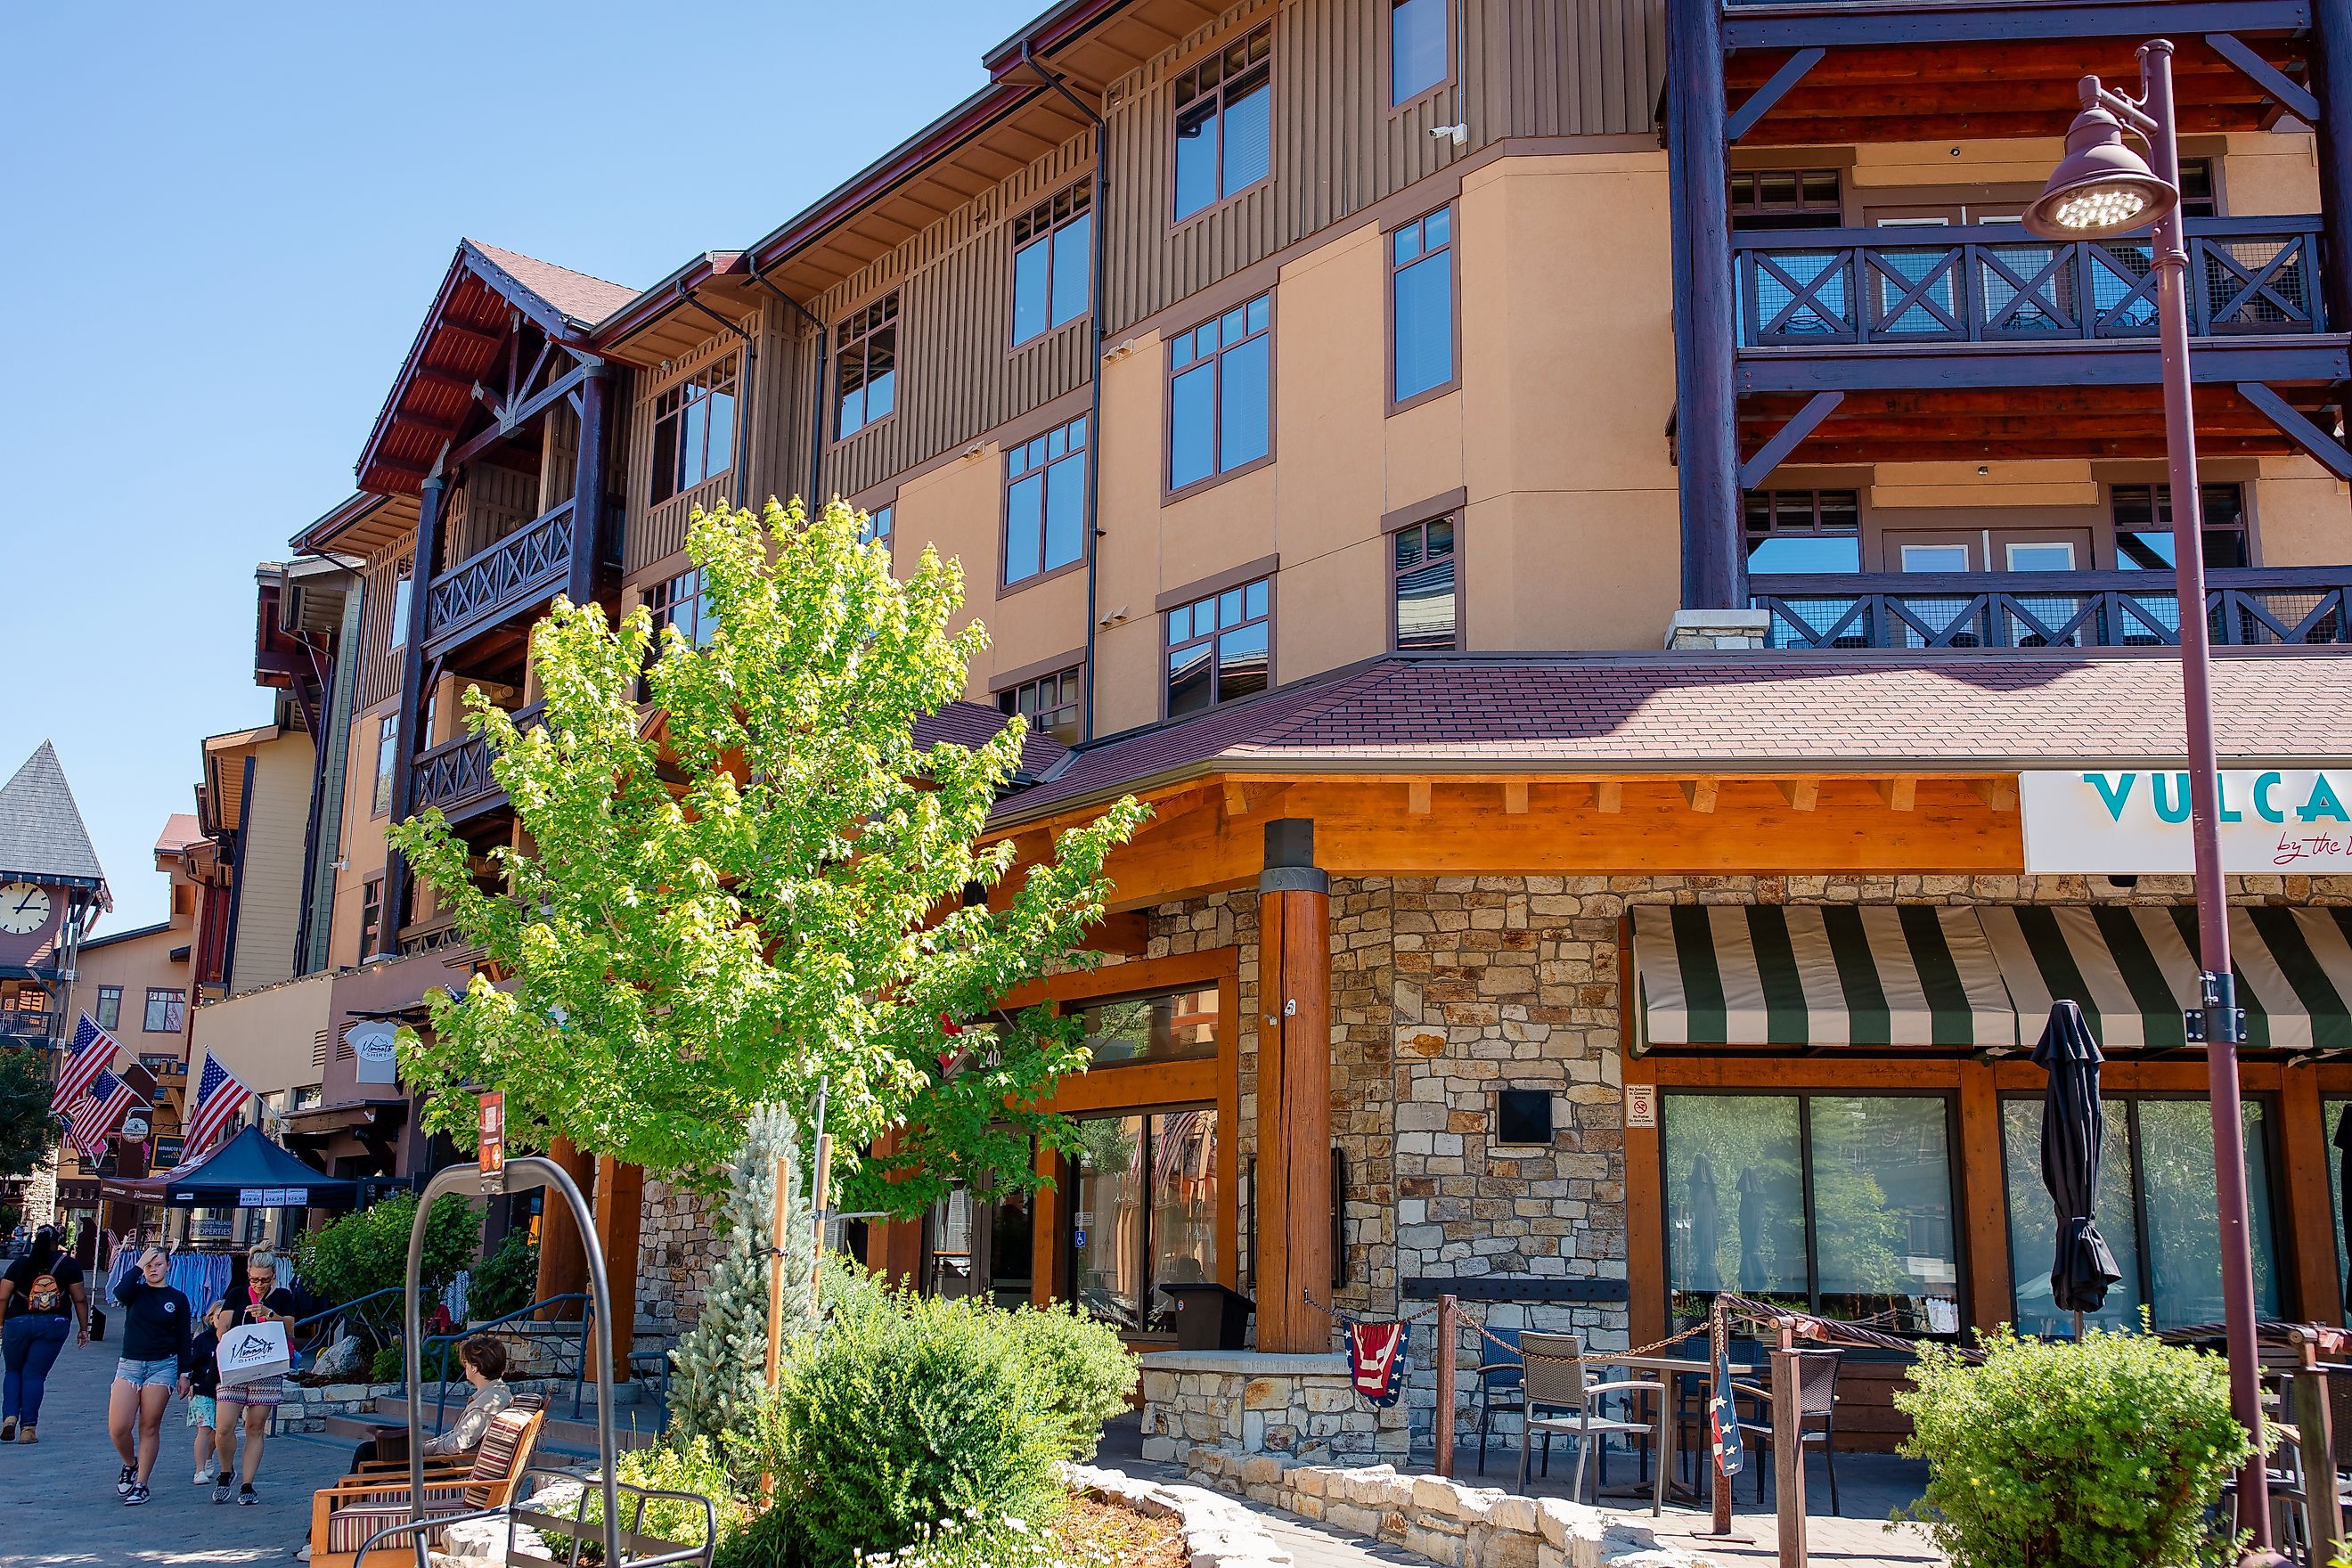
top-left (1157, 1282), bottom-right (1254, 1352)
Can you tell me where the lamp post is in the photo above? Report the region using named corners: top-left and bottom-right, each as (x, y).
top-left (2023, 44), bottom-right (2277, 1559)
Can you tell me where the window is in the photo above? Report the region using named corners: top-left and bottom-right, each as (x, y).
top-left (1168, 293), bottom-right (1271, 491)
top-left (143, 988), bottom-right (185, 1034)
top-left (1729, 169), bottom-right (1843, 231)
top-left (95, 986), bottom-right (121, 1032)
top-left (2006, 541), bottom-right (2077, 572)
top-left (1166, 577), bottom-right (1270, 715)
top-left (388, 571), bottom-right (412, 650)
top-left (372, 715), bottom-right (397, 815)
top-left (1497, 1090), bottom-right (1553, 1146)
top-left (2181, 158), bottom-right (2218, 219)
top-left (646, 568), bottom-right (717, 649)
top-left (358, 876), bottom-right (383, 964)
top-left (1173, 26), bottom-right (1272, 221)
top-left (1000, 667), bottom-right (1083, 747)
top-left (860, 503), bottom-right (894, 548)
top-left (1069, 1108), bottom-right (1220, 1332)
top-left (1901, 543), bottom-right (1970, 574)
top-left (292, 1084), bottom-right (323, 1110)
top-left (1392, 517), bottom-right (1458, 650)
top-left (1012, 184), bottom-right (1092, 345)
top-left (1004, 416), bottom-right (1089, 584)
top-left (834, 293), bottom-right (899, 439)
top-left (1662, 1092), bottom-right (1963, 1335)
top-left (1744, 490), bottom-right (1860, 572)
top-left (1391, 206), bottom-right (1455, 403)
top-left (1391, 0), bottom-right (1448, 103)
top-left (1073, 985), bottom-right (1220, 1067)
top-left (2111, 483), bottom-right (2249, 570)
top-left (649, 356), bottom-right (738, 504)
top-left (922, 1167), bottom-right (1036, 1311)
top-left (2004, 1094), bottom-right (2278, 1334)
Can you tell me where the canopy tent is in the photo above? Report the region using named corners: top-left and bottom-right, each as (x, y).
top-left (96, 1125), bottom-right (359, 1209)
top-left (1631, 902), bottom-right (2352, 1053)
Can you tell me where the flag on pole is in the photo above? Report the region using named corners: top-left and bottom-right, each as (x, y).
top-left (66, 1071), bottom-right (137, 1160)
top-left (51, 1013), bottom-right (118, 1111)
top-left (182, 1050), bottom-right (254, 1156)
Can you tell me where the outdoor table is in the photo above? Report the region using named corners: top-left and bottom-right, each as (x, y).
top-left (1583, 1352), bottom-right (1758, 1515)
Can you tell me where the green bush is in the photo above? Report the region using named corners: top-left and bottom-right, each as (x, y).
top-left (370, 1345), bottom-right (404, 1384)
top-left (1002, 1303), bottom-right (1135, 1453)
top-left (566, 1436), bottom-right (748, 1556)
top-left (468, 1230), bottom-right (540, 1321)
top-left (296, 1192), bottom-right (481, 1343)
top-left (1897, 1327), bottom-right (2258, 1568)
top-left (752, 1279), bottom-right (1085, 1568)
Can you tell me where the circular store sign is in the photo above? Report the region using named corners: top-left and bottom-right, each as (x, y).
top-left (348, 1022), bottom-right (400, 1084)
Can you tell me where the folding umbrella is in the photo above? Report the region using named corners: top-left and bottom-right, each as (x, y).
top-left (2034, 1000), bottom-right (2123, 1336)
top-left (1686, 1151), bottom-right (1724, 1294)
top-left (1736, 1165), bottom-right (1769, 1294)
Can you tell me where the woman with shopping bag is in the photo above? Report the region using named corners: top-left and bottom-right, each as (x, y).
top-left (212, 1248), bottom-right (298, 1507)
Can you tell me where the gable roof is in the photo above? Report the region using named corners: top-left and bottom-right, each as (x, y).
top-left (0, 742), bottom-right (110, 903)
top-left (467, 241), bottom-right (638, 331)
top-left (155, 814), bottom-right (201, 855)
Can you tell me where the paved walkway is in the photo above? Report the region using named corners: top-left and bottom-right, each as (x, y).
top-left (0, 1342), bottom-right (346, 1565)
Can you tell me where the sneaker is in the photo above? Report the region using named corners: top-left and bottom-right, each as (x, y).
top-left (212, 1472), bottom-right (235, 1504)
top-left (0, 1417), bottom-right (16, 1441)
top-left (118, 1463), bottom-right (136, 1495)
top-left (123, 1484), bottom-right (150, 1507)
top-left (192, 1463), bottom-right (216, 1485)
top-left (237, 1483), bottom-right (257, 1506)
top-left (16, 1427), bottom-right (33, 1444)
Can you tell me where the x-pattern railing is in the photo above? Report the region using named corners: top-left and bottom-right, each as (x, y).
top-left (1736, 218), bottom-right (2322, 347)
top-left (1752, 568), bottom-right (2352, 650)
top-left (423, 501), bottom-right (575, 646)
top-left (410, 701), bottom-right (546, 816)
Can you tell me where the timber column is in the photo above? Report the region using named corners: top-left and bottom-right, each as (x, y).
top-left (534, 1136), bottom-right (598, 1307)
top-left (567, 363), bottom-right (612, 609)
top-left (1666, 0), bottom-right (1741, 609)
top-left (1254, 819), bottom-right (1331, 1354)
top-left (377, 472), bottom-right (446, 956)
top-left (2314, 0), bottom-right (2352, 338)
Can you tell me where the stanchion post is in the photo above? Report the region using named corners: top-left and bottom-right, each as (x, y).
top-left (809, 1131), bottom-right (834, 1298)
top-left (1772, 1323), bottom-right (1805, 1568)
top-left (2295, 1337), bottom-right (2344, 1564)
top-left (1710, 1299), bottom-right (1734, 1536)
top-left (1435, 1294), bottom-right (1458, 1478)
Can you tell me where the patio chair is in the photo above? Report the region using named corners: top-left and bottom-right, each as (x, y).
top-left (1733, 1348), bottom-right (1843, 1515)
top-left (306, 1402), bottom-right (545, 1568)
top-left (1472, 1326), bottom-right (1523, 1476)
top-left (1515, 1332), bottom-right (1665, 1506)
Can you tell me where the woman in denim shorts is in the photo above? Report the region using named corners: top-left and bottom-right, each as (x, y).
top-left (108, 1247), bottom-right (192, 1506)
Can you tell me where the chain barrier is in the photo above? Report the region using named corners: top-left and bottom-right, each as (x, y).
top-left (1299, 1289), bottom-right (1714, 1362)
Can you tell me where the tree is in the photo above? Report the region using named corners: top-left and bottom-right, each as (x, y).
top-left (0, 1051), bottom-right (59, 1178)
top-left (388, 499), bottom-right (1146, 1213)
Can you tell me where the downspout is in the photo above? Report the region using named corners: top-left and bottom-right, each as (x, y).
top-left (1023, 39), bottom-right (1108, 740)
top-left (745, 255), bottom-right (830, 516)
top-left (218, 755), bottom-right (257, 996)
top-left (676, 283), bottom-right (756, 510)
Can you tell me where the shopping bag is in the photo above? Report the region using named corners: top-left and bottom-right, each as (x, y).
top-left (217, 1319), bottom-right (290, 1386)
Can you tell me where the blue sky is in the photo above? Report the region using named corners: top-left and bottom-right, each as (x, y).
top-left (0, 1), bottom-right (1044, 935)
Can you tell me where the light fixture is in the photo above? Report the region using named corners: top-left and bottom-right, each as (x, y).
top-left (2021, 102), bottom-right (2176, 239)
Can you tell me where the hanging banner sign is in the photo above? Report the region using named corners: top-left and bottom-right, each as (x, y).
top-left (2021, 769), bottom-right (2352, 873)
top-left (477, 1091), bottom-right (505, 1184)
top-left (348, 1022), bottom-right (399, 1085)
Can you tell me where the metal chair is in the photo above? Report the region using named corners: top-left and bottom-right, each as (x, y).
top-left (1515, 1332), bottom-right (1664, 1505)
top-left (1733, 1348), bottom-right (1843, 1515)
top-left (1472, 1326), bottom-right (1524, 1476)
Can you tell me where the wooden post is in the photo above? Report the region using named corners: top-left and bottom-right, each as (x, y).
top-left (2283, 1066), bottom-right (2344, 1325)
top-left (1435, 1294), bottom-right (1458, 1478)
top-left (567, 364), bottom-right (610, 609)
top-left (592, 1156), bottom-right (642, 1382)
top-left (2312, 0), bottom-right (2352, 341)
top-left (2296, 1338), bottom-right (2345, 1565)
top-left (1255, 820), bottom-right (1331, 1355)
top-left (534, 1136), bottom-right (596, 1308)
top-left (1664, 0), bottom-right (1741, 609)
top-left (765, 1155), bottom-right (790, 1388)
top-left (1772, 1325), bottom-right (1806, 1568)
top-left (378, 472), bottom-right (445, 951)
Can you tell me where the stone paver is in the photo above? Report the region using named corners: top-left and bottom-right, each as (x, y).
top-left (0, 1340), bottom-right (350, 1565)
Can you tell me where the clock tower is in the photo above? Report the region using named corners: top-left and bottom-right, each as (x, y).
top-left (0, 742), bottom-right (111, 1050)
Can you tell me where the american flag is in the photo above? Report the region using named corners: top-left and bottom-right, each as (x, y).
top-left (182, 1050), bottom-right (253, 1156)
top-left (51, 1014), bottom-right (118, 1112)
top-left (66, 1072), bottom-right (138, 1160)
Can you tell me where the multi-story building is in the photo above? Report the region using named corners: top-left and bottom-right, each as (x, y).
top-left (255, 0), bottom-right (2352, 1446)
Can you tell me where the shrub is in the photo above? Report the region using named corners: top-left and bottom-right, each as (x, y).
top-left (468, 1230), bottom-right (540, 1321)
top-left (563, 1435), bottom-right (748, 1556)
top-left (1897, 1327), bottom-right (2258, 1568)
top-left (370, 1345), bottom-right (404, 1384)
top-left (296, 1192), bottom-right (481, 1343)
top-left (1003, 1303), bottom-right (1135, 1453)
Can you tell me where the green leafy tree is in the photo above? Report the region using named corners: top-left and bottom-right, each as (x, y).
top-left (0, 1051), bottom-right (58, 1177)
top-left (388, 499), bottom-right (1146, 1211)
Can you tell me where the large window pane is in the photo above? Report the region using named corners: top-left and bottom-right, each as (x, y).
top-left (2139, 1098), bottom-right (2279, 1327)
top-left (1044, 453), bottom-right (1086, 571)
top-left (1222, 77), bottom-right (1271, 195)
top-left (1077, 986), bottom-right (1220, 1066)
top-left (1013, 235), bottom-right (1052, 344)
top-left (705, 388), bottom-right (734, 478)
top-left (1662, 1095), bottom-right (1806, 1319)
top-left (2002, 1097), bottom-right (2145, 1335)
top-left (1219, 336), bottom-right (1270, 468)
top-left (1051, 213), bottom-right (1091, 328)
top-left (1170, 363), bottom-right (1216, 487)
top-left (1148, 1109), bottom-right (1220, 1330)
top-left (1394, 249), bottom-right (1453, 400)
top-left (1392, 0), bottom-right (1448, 102)
top-left (1072, 1115), bottom-right (1147, 1329)
top-left (1005, 473), bottom-right (1043, 583)
top-left (1811, 1097), bottom-right (1961, 1334)
top-left (1216, 623), bottom-right (1269, 701)
top-left (1175, 101), bottom-right (1221, 219)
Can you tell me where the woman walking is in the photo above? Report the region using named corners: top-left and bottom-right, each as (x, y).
top-left (213, 1248), bottom-right (297, 1506)
top-left (109, 1245), bottom-right (192, 1506)
top-left (0, 1224), bottom-right (89, 1443)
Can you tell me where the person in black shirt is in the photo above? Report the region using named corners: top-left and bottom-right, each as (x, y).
top-left (212, 1249), bottom-right (297, 1506)
top-left (109, 1246), bottom-right (192, 1505)
top-left (188, 1301), bottom-right (233, 1486)
top-left (0, 1224), bottom-right (89, 1442)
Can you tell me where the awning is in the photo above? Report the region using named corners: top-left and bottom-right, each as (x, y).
top-left (1631, 904), bottom-right (2015, 1049)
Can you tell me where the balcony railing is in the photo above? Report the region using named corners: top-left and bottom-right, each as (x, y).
top-left (1736, 218), bottom-right (2323, 348)
top-left (1752, 567), bottom-right (2352, 649)
top-left (411, 701), bottom-right (545, 818)
top-left (0, 1012), bottom-right (59, 1044)
top-left (423, 502), bottom-right (575, 650)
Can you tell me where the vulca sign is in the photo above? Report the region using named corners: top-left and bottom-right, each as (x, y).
top-left (2021, 769), bottom-right (2352, 873)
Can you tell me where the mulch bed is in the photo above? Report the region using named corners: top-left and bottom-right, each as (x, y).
top-left (1053, 1493), bottom-right (1188, 1568)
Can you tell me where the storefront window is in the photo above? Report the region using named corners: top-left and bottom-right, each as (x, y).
top-left (922, 1154), bottom-right (1039, 1311)
top-left (1662, 1092), bottom-right (1962, 1335)
top-left (1074, 986), bottom-right (1219, 1067)
top-left (2001, 1094), bottom-right (2278, 1333)
top-left (1070, 1108), bottom-right (1219, 1334)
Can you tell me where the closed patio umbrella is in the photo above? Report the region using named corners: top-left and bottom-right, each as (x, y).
top-left (1686, 1152), bottom-right (1724, 1294)
top-left (2034, 1000), bottom-right (2123, 1336)
top-left (1736, 1165), bottom-right (1769, 1293)
top-left (2335, 1105), bottom-right (2352, 1310)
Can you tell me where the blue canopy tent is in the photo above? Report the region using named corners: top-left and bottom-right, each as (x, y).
top-left (97, 1125), bottom-right (360, 1210)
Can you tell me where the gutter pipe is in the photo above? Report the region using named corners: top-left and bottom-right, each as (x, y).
top-left (745, 254), bottom-right (830, 518)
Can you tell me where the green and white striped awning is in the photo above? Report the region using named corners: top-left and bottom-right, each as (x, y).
top-left (1633, 902), bottom-right (2352, 1053)
top-left (1630, 904), bottom-right (2015, 1049)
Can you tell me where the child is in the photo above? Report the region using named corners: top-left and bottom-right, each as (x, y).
top-left (188, 1303), bottom-right (231, 1485)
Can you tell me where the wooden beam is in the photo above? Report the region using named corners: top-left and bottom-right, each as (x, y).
top-left (1503, 781), bottom-right (1530, 815)
top-left (1682, 777), bottom-right (1720, 813)
top-left (1777, 777), bottom-right (1819, 812)
top-left (1737, 389), bottom-right (1845, 489)
top-left (2203, 31), bottom-right (2321, 121)
top-left (1596, 781), bottom-right (1623, 814)
top-left (1408, 780), bottom-right (1432, 815)
top-left (1224, 780), bottom-right (1252, 818)
top-left (1876, 777), bottom-right (1918, 812)
top-left (2236, 381), bottom-right (2352, 480)
top-left (1972, 777), bottom-right (2020, 812)
top-left (1727, 46), bottom-right (1826, 140)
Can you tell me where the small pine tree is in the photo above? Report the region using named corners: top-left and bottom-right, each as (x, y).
top-left (668, 1102), bottom-right (817, 1455)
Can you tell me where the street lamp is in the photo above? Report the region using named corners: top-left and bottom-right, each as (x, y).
top-left (2026, 44), bottom-right (2281, 1562)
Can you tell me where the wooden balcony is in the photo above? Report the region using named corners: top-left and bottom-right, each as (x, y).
top-left (1752, 565), bottom-right (2352, 649)
top-left (410, 701), bottom-right (544, 821)
top-left (0, 1011), bottom-right (60, 1045)
top-left (422, 501), bottom-right (574, 656)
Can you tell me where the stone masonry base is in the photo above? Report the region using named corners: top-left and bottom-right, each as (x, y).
top-left (1139, 1352), bottom-right (1410, 1466)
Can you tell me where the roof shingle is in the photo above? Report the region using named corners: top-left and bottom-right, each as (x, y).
top-left (0, 741), bottom-right (110, 902)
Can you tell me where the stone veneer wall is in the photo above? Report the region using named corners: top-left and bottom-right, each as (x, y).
top-left (635, 1177), bottom-right (719, 1340)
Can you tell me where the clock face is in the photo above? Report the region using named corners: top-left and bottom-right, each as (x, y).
top-left (0, 884), bottom-right (50, 937)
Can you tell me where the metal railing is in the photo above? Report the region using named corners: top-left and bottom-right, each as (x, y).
top-left (0, 1012), bottom-right (59, 1043)
top-left (1751, 566), bottom-right (2352, 649)
top-left (423, 502), bottom-right (575, 649)
top-left (1736, 216), bottom-right (2323, 348)
top-left (425, 1291), bottom-right (596, 1430)
top-left (410, 701), bottom-right (545, 818)
top-left (284, 1284), bottom-right (409, 1363)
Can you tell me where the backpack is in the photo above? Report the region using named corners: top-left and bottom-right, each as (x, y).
top-left (23, 1272), bottom-right (61, 1314)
